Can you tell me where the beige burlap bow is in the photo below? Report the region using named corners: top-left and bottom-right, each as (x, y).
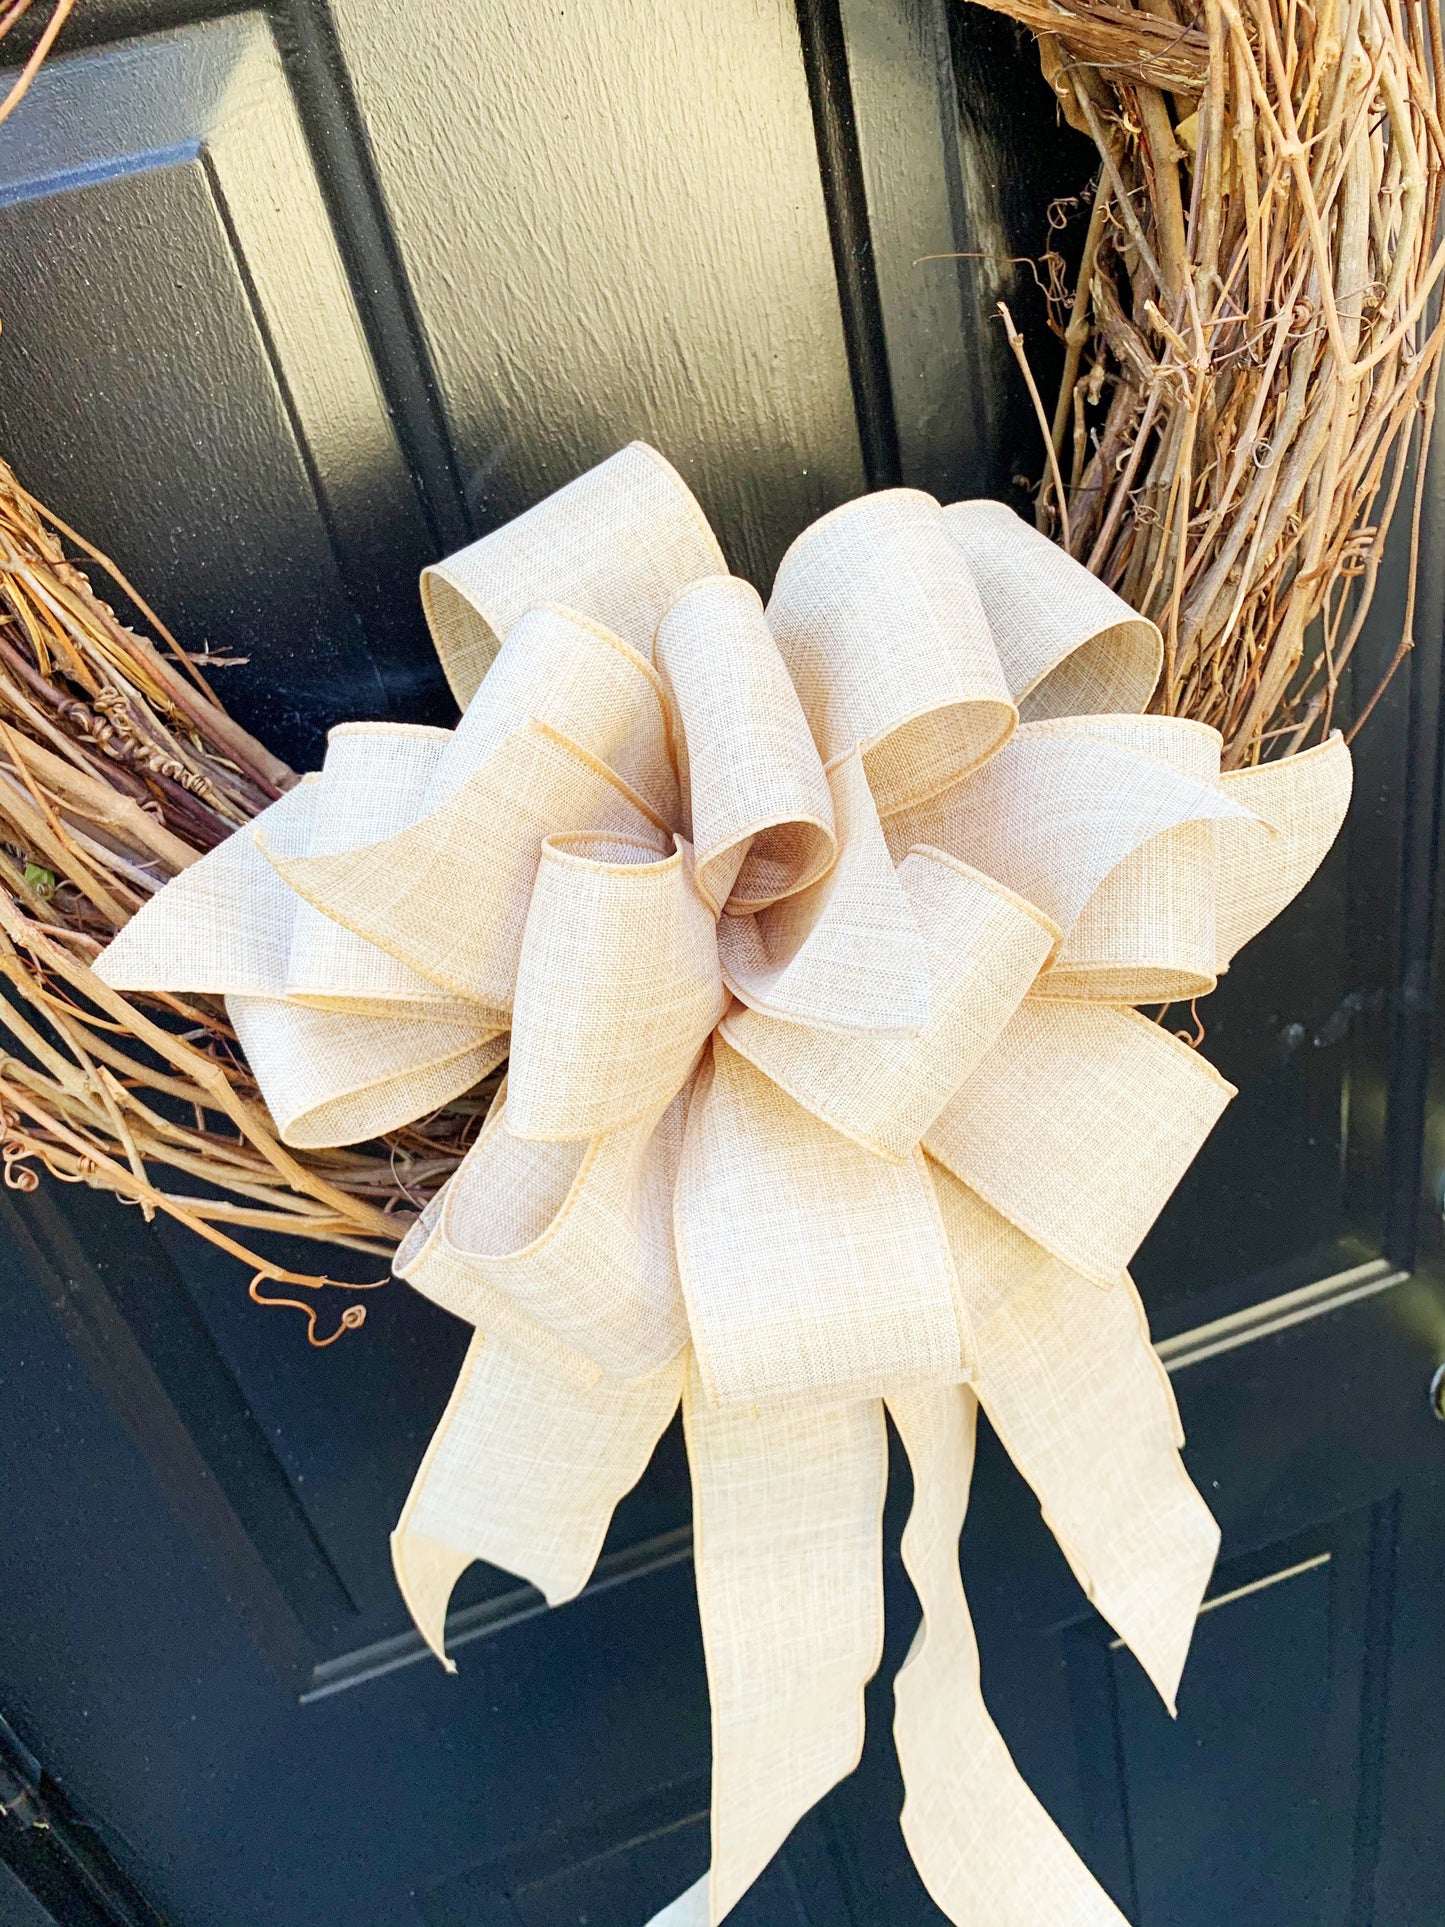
top-left (97, 443), bottom-right (1352, 1926)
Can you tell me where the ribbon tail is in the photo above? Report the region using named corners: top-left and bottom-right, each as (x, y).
top-left (653, 1355), bottom-right (886, 1925)
top-left (975, 1256), bottom-right (1218, 1711)
top-left (927, 1147), bottom-right (1216, 1705)
top-left (391, 1534), bottom-right (472, 1674)
top-left (391, 1334), bottom-right (684, 1668)
top-left (887, 1383), bottom-right (1128, 1927)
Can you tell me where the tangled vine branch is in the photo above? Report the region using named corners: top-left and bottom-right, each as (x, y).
top-left (976, 0), bottom-right (1445, 761)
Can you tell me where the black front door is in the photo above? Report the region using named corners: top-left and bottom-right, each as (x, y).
top-left (0, 4), bottom-right (1442, 1924)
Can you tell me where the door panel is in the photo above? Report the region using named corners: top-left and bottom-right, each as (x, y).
top-left (0, 1207), bottom-right (719, 1927)
top-left (0, 12), bottom-right (440, 768)
top-left (0, 3), bottom-right (1442, 1925)
top-left (837, 0), bottom-right (1087, 501)
top-left (8, 1194), bottom-right (1441, 1927)
top-left (416, 1785), bottom-right (855, 1927)
top-left (3, 1172), bottom-right (698, 1682)
top-left (324, 0), bottom-right (866, 588)
top-left (1075, 1510), bottom-right (1386, 1924)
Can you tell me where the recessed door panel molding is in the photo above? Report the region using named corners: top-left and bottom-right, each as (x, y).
top-left (0, 11), bottom-right (441, 765)
top-left (834, 0), bottom-right (990, 499)
top-left (323, 0), bottom-right (866, 589)
top-left (1072, 1509), bottom-right (1386, 1925)
top-left (832, 0), bottom-right (1095, 500)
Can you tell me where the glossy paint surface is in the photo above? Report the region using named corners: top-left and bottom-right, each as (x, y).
top-left (0, 4), bottom-right (1440, 1923)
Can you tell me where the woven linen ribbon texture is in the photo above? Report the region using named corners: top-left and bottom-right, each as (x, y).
top-left (97, 443), bottom-right (1353, 1926)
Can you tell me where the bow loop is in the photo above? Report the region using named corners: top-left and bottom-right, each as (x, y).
top-left (262, 722), bottom-right (659, 1017)
top-left (397, 1087), bottom-right (689, 1382)
top-left (92, 767), bottom-right (511, 1147)
top-left (654, 574), bottom-right (835, 914)
top-left (421, 441), bottom-right (727, 704)
top-left (95, 775), bottom-right (316, 998)
top-left (942, 498), bottom-right (1163, 718)
top-left (766, 489), bottom-right (1016, 812)
top-left (716, 749), bottom-right (931, 1035)
top-left (429, 602), bottom-right (682, 828)
top-left (1216, 730), bottom-right (1353, 967)
top-left (506, 830), bottom-right (723, 1140)
top-left (924, 999), bottom-right (1236, 1285)
top-left (227, 998), bottom-right (507, 1151)
top-left (1033, 714), bottom-right (1230, 1002)
top-left (887, 717), bottom-right (1257, 1004)
top-left (721, 849), bottom-right (1056, 1161)
top-left (282, 722), bottom-right (477, 1023)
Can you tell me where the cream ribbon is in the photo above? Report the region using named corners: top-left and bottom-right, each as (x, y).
top-left (97, 442), bottom-right (1352, 1925)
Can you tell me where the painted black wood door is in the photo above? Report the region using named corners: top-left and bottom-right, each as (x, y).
top-left (0, 5), bottom-right (1442, 1925)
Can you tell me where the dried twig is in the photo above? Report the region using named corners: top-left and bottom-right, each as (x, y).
top-left (966, 0), bottom-right (1212, 91)
top-left (0, 460), bottom-right (485, 1341)
top-left (975, 0), bottom-right (1445, 763)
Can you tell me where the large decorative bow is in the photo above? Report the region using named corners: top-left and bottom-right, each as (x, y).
top-left (97, 443), bottom-right (1352, 1926)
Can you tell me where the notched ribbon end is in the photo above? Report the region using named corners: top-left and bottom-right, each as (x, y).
top-left (390, 1528), bottom-right (471, 1673)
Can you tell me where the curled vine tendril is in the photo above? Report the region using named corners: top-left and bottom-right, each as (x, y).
top-left (247, 1270), bottom-right (384, 1347)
